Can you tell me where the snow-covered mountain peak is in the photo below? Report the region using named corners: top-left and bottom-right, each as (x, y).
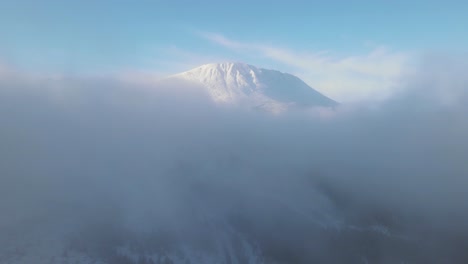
top-left (196, 62), bottom-right (256, 72)
top-left (170, 62), bottom-right (337, 112)
top-left (173, 62), bottom-right (262, 97)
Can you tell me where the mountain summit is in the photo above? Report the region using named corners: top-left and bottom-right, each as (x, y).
top-left (169, 62), bottom-right (337, 112)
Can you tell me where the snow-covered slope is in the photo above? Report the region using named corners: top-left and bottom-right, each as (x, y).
top-left (169, 62), bottom-right (337, 112)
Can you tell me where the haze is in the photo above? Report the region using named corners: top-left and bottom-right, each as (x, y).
top-left (1, 1), bottom-right (467, 263)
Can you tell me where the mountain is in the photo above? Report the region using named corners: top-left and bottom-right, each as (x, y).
top-left (168, 62), bottom-right (337, 112)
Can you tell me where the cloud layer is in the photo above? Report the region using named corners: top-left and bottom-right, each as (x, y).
top-left (0, 55), bottom-right (467, 263)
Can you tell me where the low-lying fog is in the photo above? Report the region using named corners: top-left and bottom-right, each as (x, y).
top-left (1, 55), bottom-right (467, 263)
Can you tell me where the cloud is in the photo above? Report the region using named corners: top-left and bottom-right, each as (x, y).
top-left (200, 32), bottom-right (247, 50)
top-left (200, 32), bottom-right (414, 102)
top-left (1, 55), bottom-right (468, 263)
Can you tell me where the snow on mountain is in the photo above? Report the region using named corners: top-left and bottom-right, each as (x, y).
top-left (168, 62), bottom-right (337, 112)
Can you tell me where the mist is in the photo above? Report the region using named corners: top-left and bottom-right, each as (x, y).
top-left (1, 55), bottom-right (468, 263)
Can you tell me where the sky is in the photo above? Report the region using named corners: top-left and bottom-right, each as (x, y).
top-left (0, 0), bottom-right (466, 101)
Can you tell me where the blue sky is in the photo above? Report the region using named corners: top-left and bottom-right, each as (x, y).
top-left (0, 0), bottom-right (466, 100)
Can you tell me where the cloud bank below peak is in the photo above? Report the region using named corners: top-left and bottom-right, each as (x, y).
top-left (1, 54), bottom-right (468, 263)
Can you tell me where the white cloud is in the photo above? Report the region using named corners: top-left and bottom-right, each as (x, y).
top-left (200, 32), bottom-right (414, 102)
top-left (1, 57), bottom-right (468, 262)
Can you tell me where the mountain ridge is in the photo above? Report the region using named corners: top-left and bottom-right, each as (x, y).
top-left (168, 62), bottom-right (337, 112)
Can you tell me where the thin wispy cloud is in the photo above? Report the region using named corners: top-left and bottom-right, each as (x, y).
top-left (199, 32), bottom-right (247, 50)
top-left (200, 32), bottom-right (414, 102)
